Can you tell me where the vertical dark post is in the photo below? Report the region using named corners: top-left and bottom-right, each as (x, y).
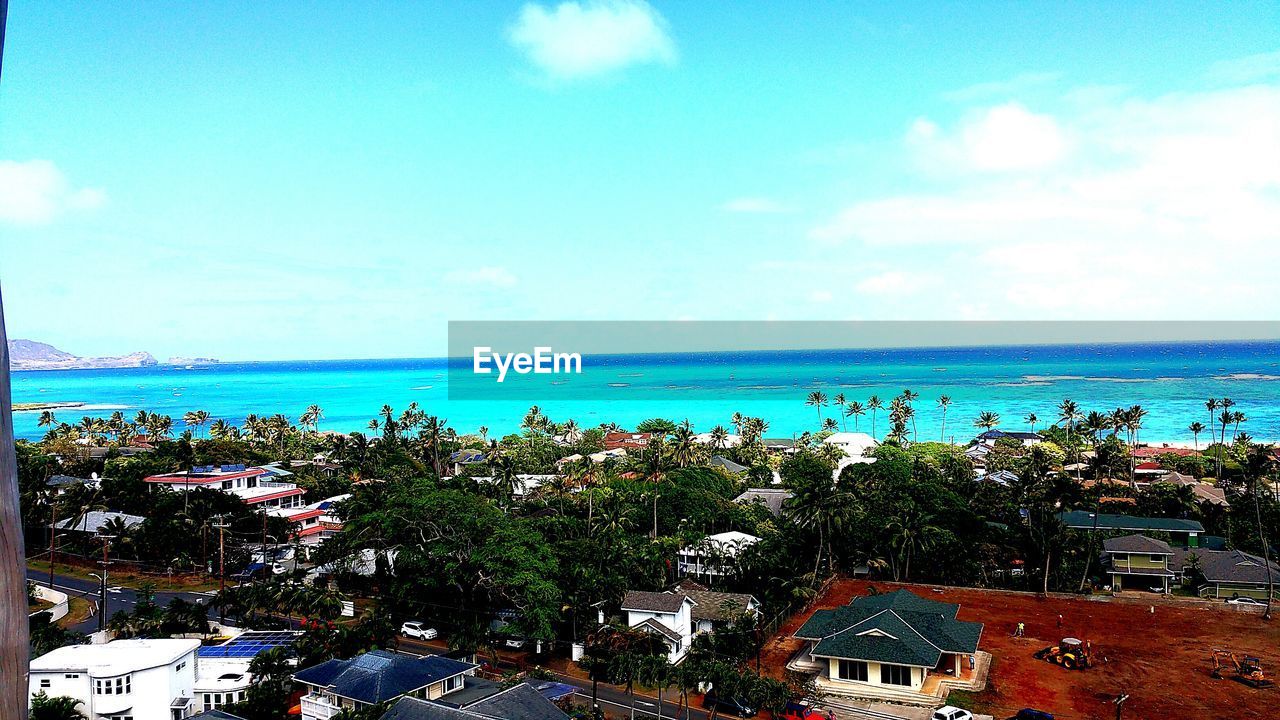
top-left (1, 287), bottom-right (32, 716)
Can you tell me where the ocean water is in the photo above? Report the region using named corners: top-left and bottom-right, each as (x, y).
top-left (10, 340), bottom-right (1280, 443)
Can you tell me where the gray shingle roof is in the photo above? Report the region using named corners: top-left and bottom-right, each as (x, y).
top-left (54, 510), bottom-right (145, 534)
top-left (710, 456), bottom-right (749, 474)
top-left (669, 581), bottom-right (757, 622)
top-left (1172, 548), bottom-right (1280, 586)
top-left (1103, 534), bottom-right (1174, 555)
top-left (622, 590), bottom-right (689, 614)
top-left (795, 590), bottom-right (982, 666)
top-left (733, 488), bottom-right (792, 517)
top-left (294, 650), bottom-right (476, 705)
top-left (466, 682), bottom-right (569, 720)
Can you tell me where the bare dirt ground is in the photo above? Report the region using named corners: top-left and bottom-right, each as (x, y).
top-left (762, 579), bottom-right (1280, 720)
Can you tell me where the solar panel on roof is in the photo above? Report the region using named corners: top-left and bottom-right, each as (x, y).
top-left (352, 654), bottom-right (393, 672)
top-left (222, 463), bottom-right (246, 472)
top-left (197, 630), bottom-right (300, 658)
top-left (193, 465), bottom-right (213, 473)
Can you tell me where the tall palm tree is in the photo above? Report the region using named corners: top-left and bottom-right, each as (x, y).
top-left (1243, 444), bottom-right (1275, 619)
top-left (804, 391), bottom-right (828, 425)
top-left (885, 504), bottom-right (944, 581)
top-left (1025, 412), bottom-right (1038, 432)
top-left (1188, 421), bottom-right (1205, 451)
top-left (867, 395), bottom-right (884, 438)
top-left (845, 401), bottom-right (865, 432)
top-left (37, 410), bottom-right (56, 431)
top-left (708, 425), bottom-right (729, 450)
top-left (973, 411), bottom-right (1000, 431)
top-left (832, 393), bottom-right (847, 431)
top-left (669, 426), bottom-right (699, 468)
top-left (900, 389), bottom-right (920, 440)
top-left (1217, 405), bottom-right (1235, 479)
top-left (936, 396), bottom-right (952, 442)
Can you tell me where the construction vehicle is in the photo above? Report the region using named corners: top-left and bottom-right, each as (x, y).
top-left (1211, 649), bottom-right (1274, 688)
top-left (1034, 637), bottom-right (1094, 670)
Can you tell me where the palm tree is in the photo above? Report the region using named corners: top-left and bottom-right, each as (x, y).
top-left (785, 474), bottom-right (851, 577)
top-left (973, 411), bottom-right (1000, 432)
top-left (900, 389), bottom-right (920, 440)
top-left (936, 396), bottom-right (952, 442)
top-left (844, 401), bottom-right (865, 432)
top-left (521, 406), bottom-right (543, 449)
top-left (28, 692), bottom-right (85, 720)
top-left (708, 425), bottom-right (729, 450)
top-left (1243, 444), bottom-right (1276, 619)
top-left (1217, 406), bottom-right (1235, 479)
top-left (37, 410), bottom-right (56, 431)
top-left (832, 393), bottom-right (847, 430)
top-left (669, 426), bottom-right (699, 468)
top-left (1189, 421), bottom-right (1205, 451)
top-left (867, 395), bottom-right (884, 438)
top-left (885, 504), bottom-right (944, 581)
top-left (804, 391), bottom-right (828, 425)
top-left (1232, 410), bottom-right (1247, 441)
top-left (1025, 412), bottom-right (1038, 432)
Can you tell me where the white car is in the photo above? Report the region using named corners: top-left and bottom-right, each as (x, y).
top-left (1227, 596), bottom-right (1264, 606)
top-left (504, 638), bottom-right (527, 649)
top-left (932, 707), bottom-right (973, 720)
top-left (400, 621), bottom-right (438, 640)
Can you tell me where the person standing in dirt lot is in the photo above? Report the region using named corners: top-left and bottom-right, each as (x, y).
top-left (1015, 621), bottom-right (1025, 637)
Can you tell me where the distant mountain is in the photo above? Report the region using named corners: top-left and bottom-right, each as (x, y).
top-left (8, 339), bottom-right (158, 371)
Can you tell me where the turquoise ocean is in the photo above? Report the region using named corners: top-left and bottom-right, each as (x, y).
top-left (11, 340), bottom-right (1280, 443)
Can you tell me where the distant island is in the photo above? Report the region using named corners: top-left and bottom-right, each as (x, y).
top-left (7, 339), bottom-right (217, 371)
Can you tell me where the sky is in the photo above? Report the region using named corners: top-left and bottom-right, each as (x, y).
top-left (1, 1), bottom-right (1278, 361)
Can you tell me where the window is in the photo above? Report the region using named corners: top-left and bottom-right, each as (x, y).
top-left (94, 675), bottom-right (132, 695)
top-left (64, 674), bottom-right (79, 679)
top-left (443, 674), bottom-right (463, 693)
top-left (879, 664), bottom-right (912, 687)
top-left (175, 661), bottom-right (186, 672)
top-left (1150, 554), bottom-right (1165, 563)
top-left (837, 659), bottom-right (868, 682)
top-left (39, 679), bottom-right (51, 688)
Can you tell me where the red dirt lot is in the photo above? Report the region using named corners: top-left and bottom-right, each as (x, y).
top-left (763, 579), bottom-right (1280, 720)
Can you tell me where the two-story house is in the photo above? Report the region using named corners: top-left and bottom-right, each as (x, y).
top-left (621, 590), bottom-right (697, 663)
top-left (29, 638), bottom-right (200, 720)
top-left (293, 650), bottom-right (476, 720)
top-left (1102, 534), bottom-right (1176, 592)
top-left (676, 531), bottom-right (760, 579)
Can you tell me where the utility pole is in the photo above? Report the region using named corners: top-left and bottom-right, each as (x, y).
top-left (97, 534), bottom-right (115, 631)
top-left (1114, 693), bottom-right (1130, 720)
top-left (260, 510), bottom-right (269, 584)
top-left (48, 501), bottom-right (57, 589)
top-left (213, 515), bottom-right (229, 594)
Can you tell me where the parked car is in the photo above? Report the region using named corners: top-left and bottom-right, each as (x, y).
top-left (932, 707), bottom-right (973, 720)
top-left (400, 621), bottom-right (438, 640)
top-left (777, 702), bottom-right (821, 720)
top-left (702, 693), bottom-right (758, 718)
top-left (1227, 596), bottom-right (1264, 606)
top-left (1013, 710), bottom-right (1055, 720)
top-left (504, 637), bottom-right (527, 649)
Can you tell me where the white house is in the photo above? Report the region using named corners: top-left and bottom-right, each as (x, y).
top-left (823, 433), bottom-right (878, 463)
top-left (621, 591), bottom-right (697, 663)
top-left (30, 638), bottom-right (200, 720)
top-left (676, 531), bottom-right (760, 579)
top-left (194, 631), bottom-right (302, 713)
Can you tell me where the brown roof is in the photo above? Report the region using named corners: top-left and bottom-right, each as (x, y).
top-left (1104, 534), bottom-right (1174, 555)
top-left (622, 590), bottom-right (690, 614)
top-left (633, 618), bottom-right (682, 642)
top-left (604, 432), bottom-right (658, 450)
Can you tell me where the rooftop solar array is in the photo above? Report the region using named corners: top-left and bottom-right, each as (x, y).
top-left (223, 463), bottom-right (247, 472)
top-left (193, 466), bottom-right (215, 473)
top-left (198, 630), bottom-right (301, 658)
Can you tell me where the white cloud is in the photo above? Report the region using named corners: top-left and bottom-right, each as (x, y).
top-left (445, 266), bottom-right (518, 288)
top-left (854, 271), bottom-right (917, 296)
top-left (721, 197), bottom-right (791, 214)
top-left (907, 102), bottom-right (1068, 173)
top-left (508, 0), bottom-right (676, 80)
top-left (810, 78), bottom-right (1280, 317)
top-left (808, 289), bottom-right (833, 303)
top-left (1207, 50), bottom-right (1280, 84)
top-left (0, 159), bottom-right (105, 224)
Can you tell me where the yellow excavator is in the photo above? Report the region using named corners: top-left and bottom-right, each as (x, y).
top-left (1211, 649), bottom-right (1274, 688)
top-left (1034, 637), bottom-right (1094, 670)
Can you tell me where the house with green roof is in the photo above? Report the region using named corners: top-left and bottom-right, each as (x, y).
top-left (791, 590), bottom-right (983, 700)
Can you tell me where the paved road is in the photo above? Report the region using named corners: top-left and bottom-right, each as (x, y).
top-left (26, 569), bottom-right (218, 634)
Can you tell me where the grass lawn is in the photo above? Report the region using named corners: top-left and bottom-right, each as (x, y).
top-left (28, 559), bottom-right (221, 593)
top-left (58, 597), bottom-right (94, 629)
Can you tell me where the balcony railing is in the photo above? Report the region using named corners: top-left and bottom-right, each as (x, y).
top-left (300, 694), bottom-right (341, 720)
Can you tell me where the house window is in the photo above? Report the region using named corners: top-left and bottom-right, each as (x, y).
top-left (837, 660), bottom-right (868, 682)
top-left (1150, 554), bottom-right (1164, 563)
top-left (39, 679), bottom-right (51, 688)
top-left (880, 664), bottom-right (912, 686)
top-left (175, 661), bottom-right (186, 672)
top-left (64, 674), bottom-right (79, 679)
top-left (94, 675), bottom-right (131, 694)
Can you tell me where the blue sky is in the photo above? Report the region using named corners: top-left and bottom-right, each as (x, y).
top-left (2, 2), bottom-right (1278, 360)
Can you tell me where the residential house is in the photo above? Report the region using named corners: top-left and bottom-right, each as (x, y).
top-left (380, 681), bottom-right (570, 720)
top-left (603, 432), bottom-right (657, 451)
top-left (974, 430), bottom-right (1042, 447)
top-left (1172, 547), bottom-right (1280, 601)
top-left (980, 470), bottom-right (1019, 487)
top-left (791, 590), bottom-right (983, 701)
top-left (1057, 510), bottom-right (1205, 547)
top-left (29, 638), bottom-right (200, 720)
top-left (621, 590), bottom-right (697, 663)
top-left (295, 650), bottom-right (477, 720)
top-left (55, 510), bottom-right (145, 535)
top-left (195, 631), bottom-right (301, 713)
top-left (1102, 534), bottom-right (1176, 593)
top-left (695, 433), bottom-right (743, 448)
top-left (823, 433), bottom-right (878, 463)
top-left (709, 456), bottom-right (749, 475)
top-left (1159, 472), bottom-right (1230, 508)
top-left (670, 579), bottom-right (761, 633)
top-left (677, 531), bottom-right (760, 579)
top-left (733, 488), bottom-right (791, 517)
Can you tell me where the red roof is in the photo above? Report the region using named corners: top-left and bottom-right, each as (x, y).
top-left (604, 432), bottom-right (657, 450)
top-left (281, 508), bottom-right (326, 523)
